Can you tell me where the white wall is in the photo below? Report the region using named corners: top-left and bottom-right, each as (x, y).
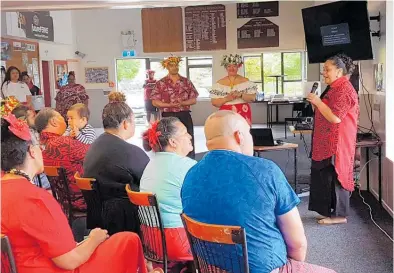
top-left (73, 2), bottom-right (315, 125)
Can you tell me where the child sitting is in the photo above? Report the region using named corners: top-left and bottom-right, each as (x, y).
top-left (11, 105), bottom-right (51, 191)
top-left (64, 103), bottom-right (96, 144)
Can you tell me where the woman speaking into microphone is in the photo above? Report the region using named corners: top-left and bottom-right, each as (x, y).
top-left (307, 54), bottom-right (359, 225)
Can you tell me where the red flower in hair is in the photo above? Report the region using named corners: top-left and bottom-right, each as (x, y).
top-left (144, 121), bottom-right (162, 152)
top-left (3, 114), bottom-right (31, 141)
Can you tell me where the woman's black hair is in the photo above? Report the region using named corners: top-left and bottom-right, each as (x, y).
top-left (327, 54), bottom-right (355, 76)
top-left (142, 117), bottom-right (180, 152)
top-left (102, 100), bottom-right (133, 129)
top-left (1, 66), bottom-right (21, 98)
top-left (68, 71), bottom-right (75, 79)
top-left (21, 71), bottom-right (29, 78)
top-left (1, 118), bottom-right (30, 171)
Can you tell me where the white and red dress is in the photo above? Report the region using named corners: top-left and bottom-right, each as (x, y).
top-left (210, 81), bottom-right (257, 125)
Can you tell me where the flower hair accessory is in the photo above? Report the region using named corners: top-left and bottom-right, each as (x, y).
top-left (143, 120), bottom-right (162, 151)
top-left (3, 113), bottom-right (31, 141)
top-left (1, 96), bottom-right (20, 117)
top-left (221, 54), bottom-right (243, 67)
top-left (161, 56), bottom-right (182, 69)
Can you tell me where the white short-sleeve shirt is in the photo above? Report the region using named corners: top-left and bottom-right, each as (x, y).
top-left (209, 81), bottom-right (258, 105)
top-left (1, 82), bottom-right (31, 102)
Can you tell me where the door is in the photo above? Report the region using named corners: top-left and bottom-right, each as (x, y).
top-left (41, 61), bottom-right (51, 107)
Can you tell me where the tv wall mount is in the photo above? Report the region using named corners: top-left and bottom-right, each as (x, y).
top-left (370, 12), bottom-right (381, 40)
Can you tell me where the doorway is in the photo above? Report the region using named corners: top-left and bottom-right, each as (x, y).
top-left (41, 61), bottom-right (51, 107)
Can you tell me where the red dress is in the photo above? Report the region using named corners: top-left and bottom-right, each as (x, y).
top-left (312, 76), bottom-right (359, 191)
top-left (1, 177), bottom-right (147, 273)
top-left (55, 84), bottom-right (89, 121)
top-left (210, 81), bottom-right (257, 126)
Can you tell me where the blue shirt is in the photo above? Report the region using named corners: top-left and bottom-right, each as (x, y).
top-left (140, 152), bottom-right (196, 228)
top-left (181, 150), bottom-right (300, 273)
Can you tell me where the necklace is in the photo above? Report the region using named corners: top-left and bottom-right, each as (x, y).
top-left (228, 75), bottom-right (238, 90)
top-left (5, 169), bottom-right (33, 184)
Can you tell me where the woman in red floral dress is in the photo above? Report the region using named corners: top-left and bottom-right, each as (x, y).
top-left (307, 54), bottom-right (359, 225)
top-left (55, 71), bottom-right (89, 121)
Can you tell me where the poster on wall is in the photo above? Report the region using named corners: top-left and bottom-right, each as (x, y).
top-left (13, 41), bottom-right (22, 51)
top-left (374, 63), bottom-right (383, 92)
top-left (22, 53), bottom-right (28, 70)
top-left (16, 12), bottom-right (54, 41)
top-left (85, 67), bottom-right (109, 84)
top-left (237, 1), bottom-right (279, 18)
top-left (237, 18), bottom-right (279, 49)
top-left (185, 5), bottom-right (226, 51)
top-left (1, 42), bottom-right (11, 60)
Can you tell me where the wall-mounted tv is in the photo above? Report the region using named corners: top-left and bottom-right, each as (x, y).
top-left (302, 1), bottom-right (373, 64)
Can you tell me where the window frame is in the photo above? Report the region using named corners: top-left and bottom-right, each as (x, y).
top-left (243, 51), bottom-right (305, 96)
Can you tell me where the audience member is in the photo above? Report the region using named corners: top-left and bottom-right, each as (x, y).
top-left (35, 108), bottom-right (89, 211)
top-left (55, 71), bottom-right (89, 121)
top-left (11, 105), bottom-right (51, 190)
top-left (64, 103), bottom-right (96, 144)
top-left (0, 114), bottom-right (150, 273)
top-left (1, 66), bottom-right (32, 105)
top-left (84, 92), bottom-right (149, 234)
top-left (140, 117), bottom-right (196, 261)
top-left (21, 71), bottom-right (40, 96)
top-left (181, 110), bottom-right (336, 273)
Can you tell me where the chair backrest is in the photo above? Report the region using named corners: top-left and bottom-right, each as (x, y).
top-left (74, 172), bottom-right (103, 229)
top-left (125, 184), bottom-right (168, 269)
top-left (44, 166), bottom-right (73, 223)
top-left (1, 235), bottom-right (17, 273)
top-left (181, 213), bottom-right (249, 273)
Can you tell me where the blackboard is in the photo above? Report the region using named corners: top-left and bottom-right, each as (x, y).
top-left (237, 1), bottom-right (279, 18)
top-left (237, 18), bottom-right (279, 49)
top-left (185, 5), bottom-right (226, 51)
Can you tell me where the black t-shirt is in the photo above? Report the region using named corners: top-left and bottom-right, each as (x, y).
top-left (83, 133), bottom-right (150, 199)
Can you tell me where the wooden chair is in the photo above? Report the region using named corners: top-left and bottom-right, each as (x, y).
top-left (1, 234), bottom-right (17, 273)
top-left (181, 213), bottom-right (249, 273)
top-left (44, 166), bottom-right (85, 225)
top-left (125, 184), bottom-right (169, 273)
top-left (74, 172), bottom-right (103, 229)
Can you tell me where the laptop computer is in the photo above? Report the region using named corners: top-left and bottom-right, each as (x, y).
top-left (250, 128), bottom-right (278, 146)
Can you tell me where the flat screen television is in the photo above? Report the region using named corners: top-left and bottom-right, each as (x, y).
top-left (302, 1), bottom-right (373, 64)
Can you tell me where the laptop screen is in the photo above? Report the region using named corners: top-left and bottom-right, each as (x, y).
top-left (250, 128), bottom-right (275, 146)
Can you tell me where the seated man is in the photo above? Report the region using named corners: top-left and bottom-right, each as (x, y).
top-left (35, 108), bottom-right (90, 211)
top-left (181, 110), bottom-right (336, 273)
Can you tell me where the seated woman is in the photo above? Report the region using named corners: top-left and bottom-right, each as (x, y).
top-left (140, 117), bottom-right (196, 261)
top-left (0, 114), bottom-right (148, 273)
top-left (83, 92), bottom-right (150, 234)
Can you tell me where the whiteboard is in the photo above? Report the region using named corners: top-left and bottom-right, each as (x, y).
top-left (84, 67), bottom-right (109, 84)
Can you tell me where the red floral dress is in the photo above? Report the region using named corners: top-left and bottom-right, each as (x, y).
top-left (210, 81), bottom-right (257, 125)
top-left (312, 76), bottom-right (359, 191)
top-left (55, 84), bottom-right (89, 121)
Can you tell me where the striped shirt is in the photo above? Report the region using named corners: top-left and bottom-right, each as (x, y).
top-left (64, 124), bottom-right (96, 144)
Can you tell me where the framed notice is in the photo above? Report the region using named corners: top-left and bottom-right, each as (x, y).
top-left (237, 1), bottom-right (279, 18)
top-left (237, 18), bottom-right (279, 49)
top-left (185, 5), bottom-right (226, 51)
top-left (85, 67), bottom-right (109, 84)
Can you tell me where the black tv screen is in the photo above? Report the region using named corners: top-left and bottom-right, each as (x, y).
top-left (302, 1), bottom-right (373, 64)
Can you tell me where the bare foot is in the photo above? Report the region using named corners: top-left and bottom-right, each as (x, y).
top-left (318, 217), bottom-right (347, 225)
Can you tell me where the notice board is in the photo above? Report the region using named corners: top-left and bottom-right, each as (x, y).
top-left (1, 37), bottom-right (40, 86)
top-left (237, 1), bottom-right (279, 18)
top-left (185, 5), bottom-right (226, 52)
top-left (237, 18), bottom-right (279, 49)
top-left (141, 7), bottom-right (184, 53)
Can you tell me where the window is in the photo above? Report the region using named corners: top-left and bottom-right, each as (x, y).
top-left (244, 52), bottom-right (304, 97)
top-left (148, 58), bottom-right (187, 80)
top-left (186, 57), bottom-right (213, 99)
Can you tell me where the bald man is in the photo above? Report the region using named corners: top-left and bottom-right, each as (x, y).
top-left (181, 110), bottom-right (337, 273)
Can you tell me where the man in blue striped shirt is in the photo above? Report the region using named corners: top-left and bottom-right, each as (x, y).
top-left (64, 103), bottom-right (96, 144)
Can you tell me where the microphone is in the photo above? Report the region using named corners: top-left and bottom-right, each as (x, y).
top-left (310, 82), bottom-right (319, 94)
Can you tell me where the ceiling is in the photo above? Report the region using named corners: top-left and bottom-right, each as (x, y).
top-left (1, 0), bottom-right (253, 11)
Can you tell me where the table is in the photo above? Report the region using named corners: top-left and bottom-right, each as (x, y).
top-left (254, 143), bottom-right (299, 193)
top-left (288, 125), bottom-right (383, 205)
top-left (356, 140), bottom-right (383, 205)
top-left (267, 101), bottom-right (304, 128)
